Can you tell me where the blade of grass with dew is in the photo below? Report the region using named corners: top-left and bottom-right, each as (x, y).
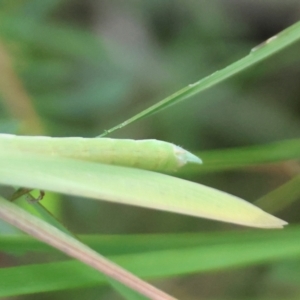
top-left (2, 225), bottom-right (300, 297)
top-left (99, 21), bottom-right (300, 137)
top-left (179, 138), bottom-right (300, 174)
top-left (0, 150), bottom-right (286, 228)
top-left (0, 196), bottom-right (176, 300)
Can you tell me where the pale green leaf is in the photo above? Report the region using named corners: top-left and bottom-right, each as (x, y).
top-left (0, 150), bottom-right (286, 228)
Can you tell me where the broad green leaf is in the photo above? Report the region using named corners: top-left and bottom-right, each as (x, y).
top-left (0, 150), bottom-right (286, 228)
top-left (0, 196), bottom-right (175, 300)
top-left (2, 226), bottom-right (300, 297)
top-left (99, 21), bottom-right (300, 136)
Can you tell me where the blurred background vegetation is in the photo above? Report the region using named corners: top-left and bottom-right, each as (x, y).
top-left (0, 1), bottom-right (300, 299)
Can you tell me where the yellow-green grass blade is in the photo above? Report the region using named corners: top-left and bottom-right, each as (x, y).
top-left (99, 21), bottom-right (300, 137)
top-left (2, 226), bottom-right (300, 297)
top-left (0, 150), bottom-right (286, 228)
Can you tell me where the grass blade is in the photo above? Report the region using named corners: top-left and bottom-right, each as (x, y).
top-left (0, 196), bottom-right (176, 300)
top-left (2, 226), bottom-right (300, 297)
top-left (99, 21), bottom-right (300, 137)
top-left (180, 139), bottom-right (300, 174)
top-left (0, 150), bottom-right (286, 228)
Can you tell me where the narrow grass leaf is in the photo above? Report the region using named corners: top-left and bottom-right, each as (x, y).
top-left (180, 139), bottom-right (300, 174)
top-left (100, 21), bottom-right (300, 136)
top-left (12, 193), bottom-right (149, 299)
top-left (0, 196), bottom-right (176, 300)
